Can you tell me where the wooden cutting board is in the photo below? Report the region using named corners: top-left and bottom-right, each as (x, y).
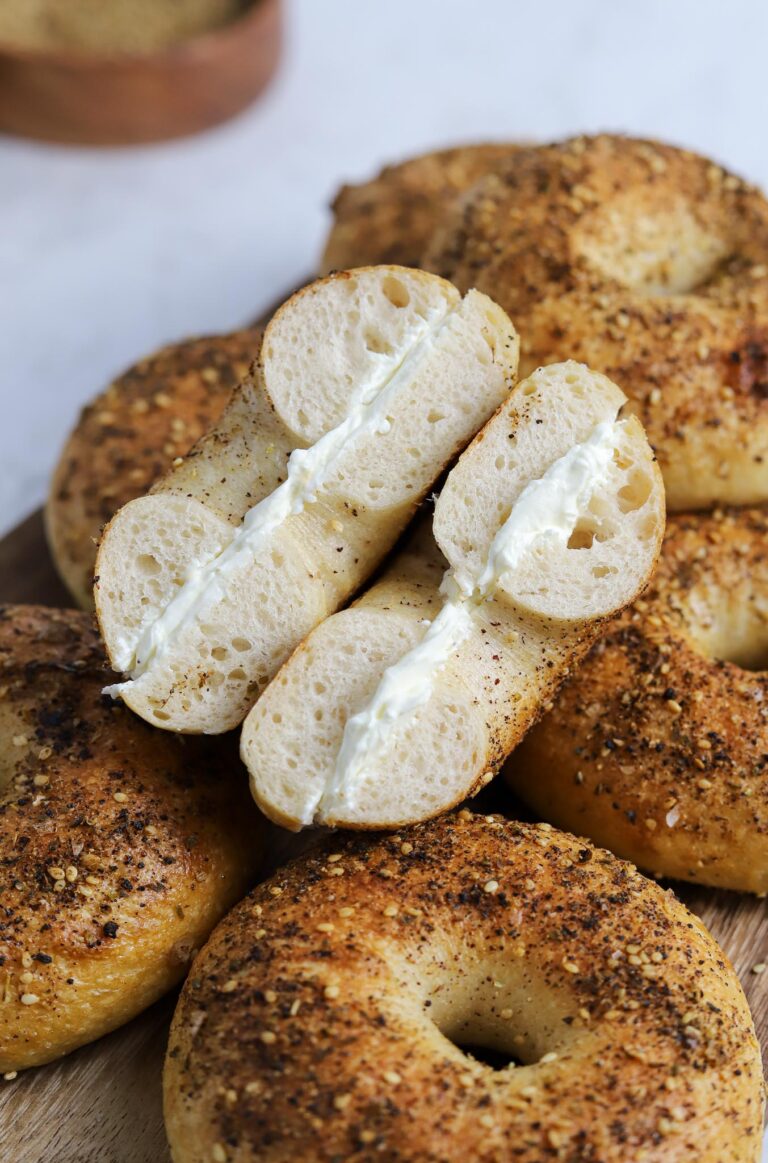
top-left (0, 510), bottom-right (765, 1163)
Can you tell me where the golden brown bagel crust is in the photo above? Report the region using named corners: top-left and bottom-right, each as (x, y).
top-left (0, 605), bottom-right (261, 1071)
top-left (46, 328), bottom-right (260, 608)
top-left (164, 812), bottom-right (763, 1163)
top-left (321, 144), bottom-right (521, 273)
top-left (426, 134), bottom-right (768, 511)
top-left (507, 508), bottom-right (768, 892)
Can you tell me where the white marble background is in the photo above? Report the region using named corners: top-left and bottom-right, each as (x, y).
top-left (3, 0), bottom-right (768, 534)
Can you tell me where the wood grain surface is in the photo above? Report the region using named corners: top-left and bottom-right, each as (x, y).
top-left (0, 511), bottom-right (765, 1162)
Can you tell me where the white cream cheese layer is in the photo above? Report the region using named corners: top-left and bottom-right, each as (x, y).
top-left (315, 416), bottom-right (622, 821)
top-left (107, 299), bottom-right (458, 690)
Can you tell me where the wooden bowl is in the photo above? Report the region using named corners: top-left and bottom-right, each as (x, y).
top-left (0, 0), bottom-right (282, 146)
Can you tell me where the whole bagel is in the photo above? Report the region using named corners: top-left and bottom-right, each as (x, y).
top-left (0, 604), bottom-right (260, 1071)
top-left (426, 134), bottom-right (768, 510)
top-left (321, 144), bottom-right (521, 273)
top-left (506, 507), bottom-right (768, 893)
top-left (164, 812), bottom-right (763, 1162)
top-left (46, 328), bottom-right (260, 609)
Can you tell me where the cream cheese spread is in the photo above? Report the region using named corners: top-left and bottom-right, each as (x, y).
top-left (107, 298), bottom-right (458, 692)
top-left (316, 416), bottom-right (622, 820)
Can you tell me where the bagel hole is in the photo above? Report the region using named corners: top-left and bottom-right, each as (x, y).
top-left (451, 1041), bottom-right (524, 1070)
top-left (575, 199), bottom-right (730, 295)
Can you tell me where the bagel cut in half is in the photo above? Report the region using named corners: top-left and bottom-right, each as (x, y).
top-left (95, 268), bottom-right (519, 734)
top-left (243, 361), bottom-right (665, 829)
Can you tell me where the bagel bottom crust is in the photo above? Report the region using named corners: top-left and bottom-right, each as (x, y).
top-left (505, 508), bottom-right (768, 893)
top-left (164, 812), bottom-right (763, 1163)
top-left (0, 605), bottom-right (262, 1071)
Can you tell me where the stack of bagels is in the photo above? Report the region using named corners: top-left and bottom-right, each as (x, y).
top-left (1, 133), bottom-right (764, 1162)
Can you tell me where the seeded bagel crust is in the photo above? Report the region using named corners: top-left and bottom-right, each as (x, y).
top-left (0, 604), bottom-right (261, 1071)
top-left (321, 144), bottom-right (522, 273)
top-left (506, 507), bottom-right (768, 892)
top-left (426, 134), bottom-right (768, 510)
top-left (164, 812), bottom-right (764, 1163)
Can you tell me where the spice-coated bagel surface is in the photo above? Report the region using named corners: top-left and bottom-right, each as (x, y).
top-left (164, 811), bottom-right (763, 1163)
top-left (321, 144), bottom-right (521, 273)
top-left (426, 134), bottom-right (768, 510)
top-left (507, 507), bottom-right (768, 893)
top-left (0, 604), bottom-right (260, 1071)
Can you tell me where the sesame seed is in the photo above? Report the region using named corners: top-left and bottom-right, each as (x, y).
top-left (19, 972), bottom-right (33, 984)
top-left (255, 929), bottom-right (267, 939)
top-left (324, 985), bottom-right (340, 999)
top-left (20, 994), bottom-right (39, 1006)
top-left (47, 866), bottom-right (65, 881)
top-left (212, 1145), bottom-right (227, 1163)
top-left (539, 1051), bottom-right (558, 1064)
top-left (289, 1000), bottom-right (301, 1017)
top-left (520, 1085), bottom-right (537, 1098)
top-left (21, 953), bottom-right (32, 968)
top-left (697, 779), bottom-right (712, 790)
top-left (113, 792), bottom-right (128, 803)
top-left (483, 880), bottom-right (499, 894)
top-left (263, 990), bottom-right (277, 1004)
top-left (327, 854), bottom-right (342, 863)
top-left (644, 818), bottom-right (657, 831)
top-left (752, 963), bottom-right (766, 975)
top-left (3, 1072), bottom-right (18, 1081)
top-left (333, 1093), bottom-right (351, 1110)
top-left (338, 907), bottom-right (355, 918)
top-left (316, 922), bottom-right (334, 933)
top-left (269, 886), bottom-right (283, 897)
top-left (245, 1081), bottom-right (260, 1095)
top-left (221, 979), bottom-right (238, 993)
top-left (458, 1072), bottom-right (475, 1088)
top-left (500, 1008), bottom-right (513, 1020)
top-left (563, 960), bottom-right (579, 974)
top-left (260, 1031), bottom-right (276, 1045)
top-left (33, 775), bottom-right (49, 787)
top-left (524, 878), bottom-right (536, 891)
top-left (383, 904), bottom-right (399, 917)
top-left (65, 866), bottom-right (78, 883)
top-left (400, 842), bottom-right (413, 855)
top-left (359, 1130), bottom-right (376, 1144)
top-left (383, 1071), bottom-right (402, 1085)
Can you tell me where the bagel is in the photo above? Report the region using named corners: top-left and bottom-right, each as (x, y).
top-left (96, 267), bottom-right (518, 734)
top-left (243, 361), bottom-right (664, 830)
top-left (164, 811), bottom-right (764, 1163)
top-left (321, 144), bottom-right (521, 273)
top-left (506, 506), bottom-right (768, 894)
top-left (425, 133), bottom-right (768, 511)
top-left (0, 604), bottom-right (260, 1072)
top-left (46, 328), bottom-right (259, 609)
